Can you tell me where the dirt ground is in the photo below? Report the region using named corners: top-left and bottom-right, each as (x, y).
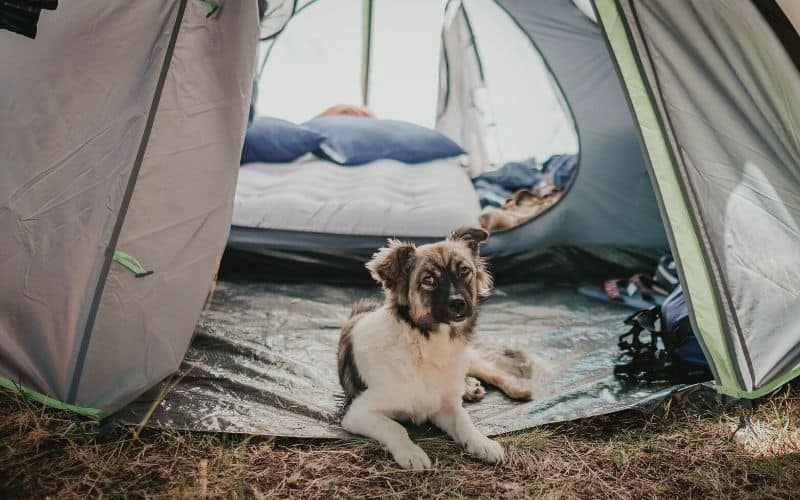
top-left (1, 385), bottom-right (798, 499)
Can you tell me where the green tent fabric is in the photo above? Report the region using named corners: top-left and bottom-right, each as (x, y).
top-left (595, 0), bottom-right (800, 397)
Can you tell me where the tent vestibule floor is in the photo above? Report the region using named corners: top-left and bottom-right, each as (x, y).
top-left (116, 280), bottom-right (689, 437)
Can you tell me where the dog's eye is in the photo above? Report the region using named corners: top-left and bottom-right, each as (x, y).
top-left (421, 275), bottom-right (435, 287)
top-left (459, 265), bottom-right (471, 277)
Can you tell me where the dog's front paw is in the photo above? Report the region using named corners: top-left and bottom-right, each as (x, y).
top-left (391, 443), bottom-right (432, 471)
top-left (466, 437), bottom-right (505, 464)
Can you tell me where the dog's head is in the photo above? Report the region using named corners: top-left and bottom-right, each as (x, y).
top-left (366, 227), bottom-right (492, 332)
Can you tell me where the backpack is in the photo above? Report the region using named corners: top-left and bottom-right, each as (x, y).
top-left (614, 284), bottom-right (712, 384)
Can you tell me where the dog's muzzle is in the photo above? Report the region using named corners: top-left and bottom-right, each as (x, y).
top-left (447, 295), bottom-right (470, 322)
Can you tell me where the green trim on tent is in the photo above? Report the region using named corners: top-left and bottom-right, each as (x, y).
top-left (0, 377), bottom-right (106, 419)
top-left (198, 0), bottom-right (219, 17)
top-left (113, 250), bottom-right (153, 278)
top-left (716, 364), bottom-right (800, 399)
top-left (593, 0), bottom-right (741, 395)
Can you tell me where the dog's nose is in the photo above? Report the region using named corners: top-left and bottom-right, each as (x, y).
top-left (447, 296), bottom-right (467, 316)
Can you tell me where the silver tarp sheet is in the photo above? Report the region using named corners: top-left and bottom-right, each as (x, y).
top-left (116, 280), bottom-right (688, 437)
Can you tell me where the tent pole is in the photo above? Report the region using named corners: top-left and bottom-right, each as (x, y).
top-left (361, 0), bottom-right (373, 107)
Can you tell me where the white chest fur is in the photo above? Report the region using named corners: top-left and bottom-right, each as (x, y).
top-left (350, 306), bottom-right (469, 424)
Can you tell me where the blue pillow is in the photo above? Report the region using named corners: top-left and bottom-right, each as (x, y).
top-left (303, 115), bottom-right (465, 166)
top-left (241, 117), bottom-right (327, 164)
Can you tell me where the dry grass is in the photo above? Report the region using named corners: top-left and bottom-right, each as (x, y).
top-left (1, 385), bottom-right (798, 499)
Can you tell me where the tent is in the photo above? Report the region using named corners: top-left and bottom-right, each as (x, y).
top-left (1, 0), bottom-right (798, 431)
top-left (0, 0), bottom-right (260, 416)
top-left (226, 0), bottom-right (667, 283)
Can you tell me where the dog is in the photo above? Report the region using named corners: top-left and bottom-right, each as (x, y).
top-left (337, 227), bottom-right (532, 470)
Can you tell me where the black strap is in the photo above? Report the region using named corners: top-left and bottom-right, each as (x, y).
top-left (618, 306), bottom-right (660, 353)
top-left (615, 306), bottom-right (711, 384)
top-left (660, 317), bottom-right (693, 354)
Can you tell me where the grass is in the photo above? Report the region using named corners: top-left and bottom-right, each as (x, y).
top-left (1, 385), bottom-right (798, 499)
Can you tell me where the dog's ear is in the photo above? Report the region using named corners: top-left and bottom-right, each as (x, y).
top-left (449, 227), bottom-right (493, 302)
top-left (366, 239), bottom-right (416, 290)
top-left (476, 264), bottom-right (494, 304)
top-left (448, 226), bottom-right (489, 255)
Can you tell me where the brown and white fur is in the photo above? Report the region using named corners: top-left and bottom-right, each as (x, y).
top-left (337, 227), bottom-right (532, 470)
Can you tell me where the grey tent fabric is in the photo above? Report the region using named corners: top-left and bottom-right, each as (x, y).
top-left (0, 2), bottom-right (182, 404)
top-left (436, 0), bottom-right (500, 176)
top-left (617, 0), bottom-right (800, 392)
top-left (76, 0), bottom-right (260, 412)
top-left (0, 0), bottom-right (259, 413)
top-left (260, 0), bottom-right (295, 39)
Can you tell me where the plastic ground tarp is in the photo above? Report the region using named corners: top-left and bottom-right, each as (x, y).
top-left (114, 280), bottom-right (694, 437)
